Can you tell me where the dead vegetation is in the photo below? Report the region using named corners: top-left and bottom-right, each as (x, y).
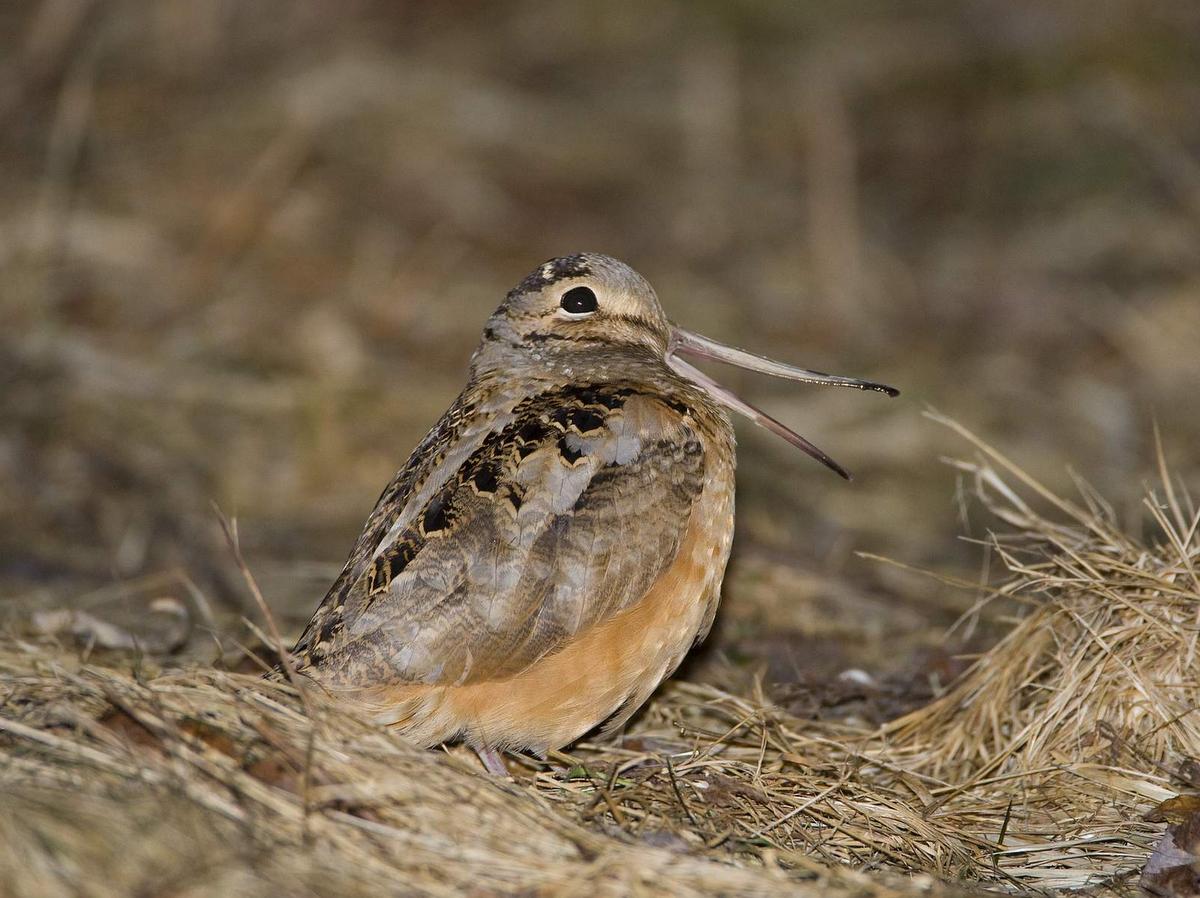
top-left (3, 2), bottom-right (1200, 896)
top-left (2, 424), bottom-right (1196, 897)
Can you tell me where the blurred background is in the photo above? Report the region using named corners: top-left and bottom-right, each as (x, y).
top-left (2, 0), bottom-right (1198, 698)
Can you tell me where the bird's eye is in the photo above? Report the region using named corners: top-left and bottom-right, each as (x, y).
top-left (559, 286), bottom-right (598, 316)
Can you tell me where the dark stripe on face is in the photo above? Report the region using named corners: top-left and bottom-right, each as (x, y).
top-left (602, 312), bottom-right (660, 334)
top-left (524, 311), bottom-right (661, 346)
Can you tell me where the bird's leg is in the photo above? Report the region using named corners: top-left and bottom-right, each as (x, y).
top-left (474, 745), bottom-right (511, 777)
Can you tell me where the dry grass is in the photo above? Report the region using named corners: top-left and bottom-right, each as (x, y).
top-left (3, 422), bottom-right (1196, 897)
top-left (4, 7), bottom-right (1199, 894)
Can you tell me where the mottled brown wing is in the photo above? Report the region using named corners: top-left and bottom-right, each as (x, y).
top-left (299, 388), bottom-right (706, 689)
top-left (312, 389), bottom-right (483, 614)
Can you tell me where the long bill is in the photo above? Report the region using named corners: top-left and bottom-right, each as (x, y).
top-left (666, 327), bottom-right (899, 481)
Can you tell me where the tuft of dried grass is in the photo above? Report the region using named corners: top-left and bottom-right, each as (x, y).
top-left (0, 649), bottom-right (971, 898)
top-left (2, 421), bottom-right (1196, 896)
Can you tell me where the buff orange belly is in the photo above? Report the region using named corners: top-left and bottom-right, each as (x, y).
top-left (342, 493), bottom-right (733, 753)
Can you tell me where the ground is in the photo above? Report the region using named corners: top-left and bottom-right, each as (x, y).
top-left (1, 2), bottom-right (1199, 896)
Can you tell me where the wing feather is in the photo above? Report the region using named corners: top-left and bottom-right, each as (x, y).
top-left (298, 384), bottom-right (706, 689)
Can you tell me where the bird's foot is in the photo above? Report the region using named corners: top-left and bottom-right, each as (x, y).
top-left (474, 745), bottom-right (511, 777)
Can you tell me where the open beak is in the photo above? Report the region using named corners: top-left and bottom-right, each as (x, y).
top-left (666, 327), bottom-right (899, 481)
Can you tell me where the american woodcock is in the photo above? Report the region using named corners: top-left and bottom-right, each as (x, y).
top-left (294, 253), bottom-right (897, 774)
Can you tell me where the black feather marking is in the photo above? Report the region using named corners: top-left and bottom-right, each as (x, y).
top-left (473, 463), bottom-right (499, 493)
top-left (422, 493), bottom-right (450, 534)
top-left (558, 436), bottom-right (585, 465)
top-left (568, 407), bottom-right (605, 433)
top-left (507, 254), bottom-right (592, 299)
top-left (367, 559), bottom-right (391, 595)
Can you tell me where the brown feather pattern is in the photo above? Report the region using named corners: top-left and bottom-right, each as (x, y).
top-left (293, 254), bottom-right (739, 753)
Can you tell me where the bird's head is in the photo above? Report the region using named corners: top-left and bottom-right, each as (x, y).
top-left (474, 253), bottom-right (898, 479)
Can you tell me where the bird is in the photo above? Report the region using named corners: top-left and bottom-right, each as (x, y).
top-left (292, 253), bottom-right (897, 775)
